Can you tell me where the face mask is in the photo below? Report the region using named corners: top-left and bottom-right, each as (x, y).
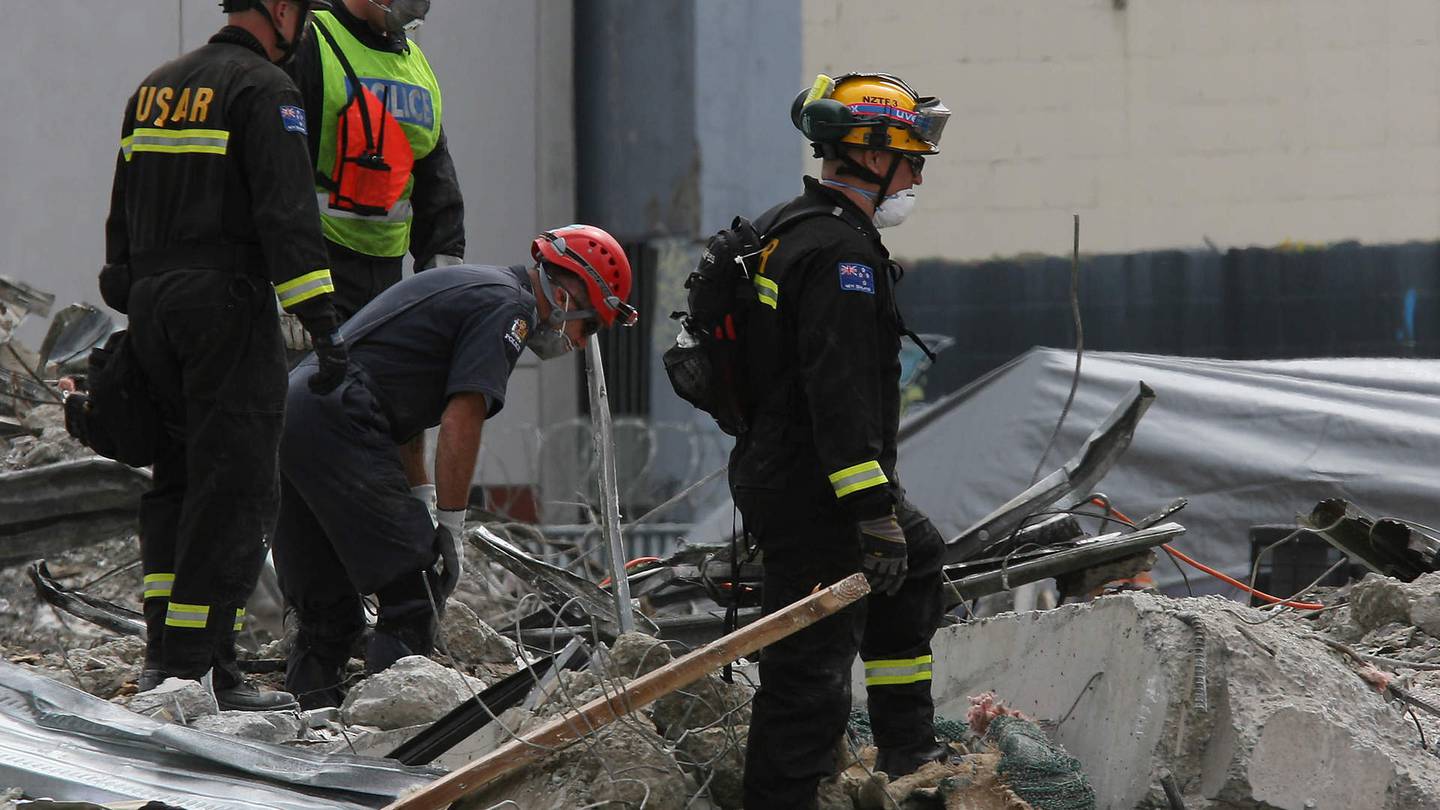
top-left (873, 188), bottom-right (917, 229)
top-left (369, 0), bottom-right (431, 34)
top-left (527, 327), bottom-right (574, 360)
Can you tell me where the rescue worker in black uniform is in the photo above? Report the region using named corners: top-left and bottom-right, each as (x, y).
top-left (732, 73), bottom-right (953, 807)
top-left (272, 225), bottom-right (637, 709)
top-left (101, 0), bottom-right (348, 710)
top-left (286, 0), bottom-right (465, 320)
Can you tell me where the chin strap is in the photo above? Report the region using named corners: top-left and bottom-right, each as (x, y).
top-left (251, 1), bottom-right (301, 63)
top-left (833, 152), bottom-right (904, 208)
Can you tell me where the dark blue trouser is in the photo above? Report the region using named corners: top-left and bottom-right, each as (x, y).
top-left (128, 269), bottom-right (283, 687)
top-left (737, 489), bottom-right (944, 810)
top-left (272, 366), bottom-right (436, 704)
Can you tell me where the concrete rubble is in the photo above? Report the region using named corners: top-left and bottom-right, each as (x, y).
top-left (7, 316), bottom-right (1440, 809)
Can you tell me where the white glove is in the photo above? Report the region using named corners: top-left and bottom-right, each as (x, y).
top-left (410, 484), bottom-right (438, 526)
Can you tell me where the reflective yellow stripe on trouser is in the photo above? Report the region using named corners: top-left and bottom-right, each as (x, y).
top-left (143, 573), bottom-right (174, 600)
top-left (121, 128), bottom-right (230, 162)
top-left (864, 655), bottom-right (933, 687)
top-left (828, 460), bottom-right (888, 498)
top-left (754, 274), bottom-right (779, 309)
top-left (274, 269), bottom-right (335, 310)
top-left (165, 602), bottom-right (210, 629)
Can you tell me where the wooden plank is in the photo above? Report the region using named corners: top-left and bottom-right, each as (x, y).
top-left (384, 572), bottom-right (870, 810)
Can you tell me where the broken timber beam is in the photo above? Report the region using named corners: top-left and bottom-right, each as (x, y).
top-left (382, 572), bottom-right (871, 810)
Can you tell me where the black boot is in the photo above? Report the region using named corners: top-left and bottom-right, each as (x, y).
top-left (874, 739), bottom-right (948, 777)
top-left (367, 571), bottom-right (438, 674)
top-left (137, 667), bottom-right (165, 692)
top-left (366, 605), bottom-right (436, 673)
top-left (214, 678), bottom-right (300, 711)
top-left (139, 596), bottom-right (168, 691)
top-left (286, 619), bottom-right (362, 710)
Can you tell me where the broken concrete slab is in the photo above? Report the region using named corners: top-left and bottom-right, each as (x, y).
top-left (890, 592), bottom-right (1440, 810)
top-left (127, 677), bottom-right (219, 724)
top-left (340, 655), bottom-right (486, 730)
top-left (192, 710), bottom-right (306, 745)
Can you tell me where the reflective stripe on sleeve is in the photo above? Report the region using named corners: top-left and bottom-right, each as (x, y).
top-left (233, 608), bottom-right (246, 632)
top-left (827, 460), bottom-right (888, 499)
top-left (754, 274), bottom-right (779, 310)
top-left (165, 602), bottom-right (211, 629)
top-left (864, 655), bottom-right (933, 687)
top-left (274, 269), bottom-right (335, 310)
top-left (142, 572), bottom-right (175, 600)
top-left (122, 128), bottom-right (230, 161)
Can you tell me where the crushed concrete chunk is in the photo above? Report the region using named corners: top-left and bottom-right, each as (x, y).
top-left (340, 655), bottom-right (485, 730)
top-left (652, 671), bottom-right (753, 739)
top-left (1351, 573), bottom-right (1415, 631)
top-left (67, 635), bottom-right (144, 699)
top-left (674, 725), bottom-right (746, 809)
top-left (1408, 573), bottom-right (1440, 639)
top-left (192, 709), bottom-right (305, 744)
top-left (127, 676), bottom-right (218, 723)
top-left (605, 631), bottom-right (674, 678)
top-left (438, 598), bottom-right (519, 665)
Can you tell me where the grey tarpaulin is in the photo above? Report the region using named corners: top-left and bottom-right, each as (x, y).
top-left (0, 660), bottom-right (440, 808)
top-left (691, 348), bottom-right (1440, 592)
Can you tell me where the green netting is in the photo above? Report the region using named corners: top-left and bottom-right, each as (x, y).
top-left (846, 709), bottom-right (969, 745)
top-left (987, 715), bottom-right (1095, 810)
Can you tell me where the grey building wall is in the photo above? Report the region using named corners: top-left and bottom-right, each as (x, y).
top-left (575, 0), bottom-right (802, 518)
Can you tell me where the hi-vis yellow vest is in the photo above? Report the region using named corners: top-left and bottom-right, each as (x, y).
top-left (313, 11), bottom-right (442, 258)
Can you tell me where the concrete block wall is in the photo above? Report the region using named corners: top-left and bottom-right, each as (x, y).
top-left (803, 0), bottom-right (1440, 260)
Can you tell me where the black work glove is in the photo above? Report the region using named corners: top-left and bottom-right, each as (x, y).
top-left (308, 327), bottom-right (348, 395)
top-left (432, 522), bottom-right (462, 603)
top-left (858, 511), bottom-right (909, 597)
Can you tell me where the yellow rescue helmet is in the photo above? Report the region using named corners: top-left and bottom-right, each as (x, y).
top-left (791, 72), bottom-right (949, 156)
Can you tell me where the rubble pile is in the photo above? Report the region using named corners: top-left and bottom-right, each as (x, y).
top-left (1, 405), bottom-right (88, 471)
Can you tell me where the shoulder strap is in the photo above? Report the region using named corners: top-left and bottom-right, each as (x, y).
top-left (312, 18), bottom-right (378, 152)
top-left (761, 201), bottom-right (870, 240)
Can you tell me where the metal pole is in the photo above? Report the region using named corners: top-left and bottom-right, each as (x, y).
top-left (584, 335), bottom-right (636, 634)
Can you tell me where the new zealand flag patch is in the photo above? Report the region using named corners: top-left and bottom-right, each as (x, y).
top-left (838, 262), bottom-right (875, 294)
top-left (279, 105), bottom-right (307, 135)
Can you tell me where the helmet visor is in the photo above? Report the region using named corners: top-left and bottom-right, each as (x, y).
top-left (912, 99), bottom-right (950, 151)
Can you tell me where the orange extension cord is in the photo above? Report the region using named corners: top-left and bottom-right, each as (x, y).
top-left (598, 556), bottom-right (662, 588)
top-left (1092, 498), bottom-right (1325, 611)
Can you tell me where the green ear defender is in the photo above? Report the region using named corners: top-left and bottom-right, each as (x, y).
top-left (797, 97), bottom-right (856, 142)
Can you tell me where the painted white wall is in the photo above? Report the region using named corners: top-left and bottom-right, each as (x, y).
top-left (803, 0), bottom-right (1440, 259)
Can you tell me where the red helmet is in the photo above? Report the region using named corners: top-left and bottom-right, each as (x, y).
top-left (530, 225), bottom-right (638, 328)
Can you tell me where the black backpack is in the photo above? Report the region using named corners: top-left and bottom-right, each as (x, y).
top-left (63, 330), bottom-right (160, 467)
top-left (663, 205), bottom-right (838, 436)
